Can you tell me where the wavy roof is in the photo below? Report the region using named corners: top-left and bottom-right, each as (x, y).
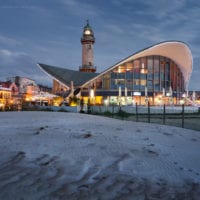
top-left (83, 41), bottom-right (193, 88)
top-left (37, 63), bottom-right (99, 87)
top-left (38, 41), bottom-right (192, 90)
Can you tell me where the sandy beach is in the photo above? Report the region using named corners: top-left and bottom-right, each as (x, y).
top-left (0, 111), bottom-right (200, 199)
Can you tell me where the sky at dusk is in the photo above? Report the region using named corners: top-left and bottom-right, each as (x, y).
top-left (0, 0), bottom-right (200, 90)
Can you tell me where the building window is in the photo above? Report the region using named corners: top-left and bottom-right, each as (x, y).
top-left (93, 55), bottom-right (185, 100)
top-left (148, 80), bottom-right (153, 91)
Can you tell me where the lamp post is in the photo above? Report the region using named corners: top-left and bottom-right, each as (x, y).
top-left (125, 87), bottom-right (127, 105)
top-left (162, 88), bottom-right (165, 105)
top-left (145, 86), bottom-right (148, 106)
top-left (169, 86), bottom-right (173, 105)
top-left (118, 85), bottom-right (121, 107)
top-left (181, 93), bottom-right (186, 105)
top-left (192, 91), bottom-right (196, 105)
top-left (140, 63), bottom-right (148, 106)
top-left (89, 88), bottom-right (94, 104)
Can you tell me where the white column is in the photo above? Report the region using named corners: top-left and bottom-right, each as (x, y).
top-left (145, 86), bottom-right (148, 97)
top-left (125, 87), bottom-right (127, 97)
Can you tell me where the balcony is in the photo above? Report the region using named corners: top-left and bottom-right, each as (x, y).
top-left (79, 65), bottom-right (97, 73)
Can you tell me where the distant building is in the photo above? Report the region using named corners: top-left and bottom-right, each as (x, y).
top-left (7, 76), bottom-right (38, 94)
top-left (38, 84), bottom-right (52, 93)
top-left (0, 86), bottom-right (11, 110)
top-left (0, 81), bottom-right (20, 110)
top-left (0, 81), bottom-right (19, 96)
top-left (0, 76), bottom-right (54, 109)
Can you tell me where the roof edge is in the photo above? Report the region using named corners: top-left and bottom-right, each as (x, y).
top-left (37, 63), bottom-right (70, 89)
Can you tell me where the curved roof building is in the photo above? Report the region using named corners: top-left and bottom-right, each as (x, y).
top-left (38, 41), bottom-right (193, 105)
top-left (82, 41), bottom-right (192, 88)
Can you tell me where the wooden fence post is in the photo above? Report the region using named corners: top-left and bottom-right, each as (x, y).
top-left (112, 103), bottom-right (114, 117)
top-left (163, 104), bottom-right (166, 125)
top-left (136, 103), bottom-right (138, 122)
top-left (182, 104), bottom-right (185, 128)
top-left (148, 101), bottom-right (150, 123)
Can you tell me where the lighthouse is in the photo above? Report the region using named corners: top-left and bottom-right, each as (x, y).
top-left (79, 20), bottom-right (96, 73)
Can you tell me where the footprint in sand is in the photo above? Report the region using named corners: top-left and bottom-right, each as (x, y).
top-left (116, 127), bottom-right (123, 131)
top-left (35, 126), bottom-right (48, 135)
top-left (73, 132), bottom-right (93, 139)
top-left (163, 132), bottom-right (173, 136)
top-left (191, 138), bottom-right (198, 142)
top-left (173, 161), bottom-right (200, 177)
top-left (83, 132), bottom-right (92, 138)
top-left (147, 143), bottom-right (155, 147)
top-left (147, 150), bottom-right (159, 156)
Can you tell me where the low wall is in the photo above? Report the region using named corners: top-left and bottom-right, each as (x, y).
top-left (37, 105), bottom-right (199, 114)
top-left (37, 105), bottom-right (78, 113)
top-left (91, 105), bottom-right (199, 114)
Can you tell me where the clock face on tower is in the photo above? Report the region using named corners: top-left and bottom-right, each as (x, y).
top-left (84, 30), bottom-right (91, 35)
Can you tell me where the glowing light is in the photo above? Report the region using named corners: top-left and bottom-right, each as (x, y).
top-left (140, 63), bottom-right (148, 74)
top-left (104, 99), bottom-right (109, 106)
top-left (182, 93), bottom-right (186, 98)
top-left (90, 89), bottom-right (94, 98)
top-left (133, 92), bottom-right (141, 96)
top-left (180, 99), bottom-right (185, 105)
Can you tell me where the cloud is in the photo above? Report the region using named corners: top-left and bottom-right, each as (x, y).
top-left (0, 35), bottom-right (21, 46)
top-left (0, 0), bottom-right (40, 9)
top-left (107, 0), bottom-right (199, 45)
top-left (144, 0), bottom-right (186, 18)
top-left (59, 0), bottom-right (101, 17)
top-left (0, 49), bottom-right (52, 86)
top-left (0, 0), bottom-right (199, 90)
top-left (0, 49), bottom-right (12, 56)
top-left (109, 2), bottom-right (200, 61)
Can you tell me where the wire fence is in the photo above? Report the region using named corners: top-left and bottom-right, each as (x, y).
top-left (19, 103), bottom-right (200, 131)
top-left (88, 104), bottom-right (200, 131)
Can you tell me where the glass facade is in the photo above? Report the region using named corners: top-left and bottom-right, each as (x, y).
top-left (84, 55), bottom-right (185, 105)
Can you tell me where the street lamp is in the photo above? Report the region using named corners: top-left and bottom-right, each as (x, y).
top-left (118, 86), bottom-right (121, 106)
top-left (145, 86), bottom-right (148, 106)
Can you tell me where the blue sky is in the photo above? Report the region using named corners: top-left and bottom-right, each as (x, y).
top-left (0, 0), bottom-right (199, 90)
